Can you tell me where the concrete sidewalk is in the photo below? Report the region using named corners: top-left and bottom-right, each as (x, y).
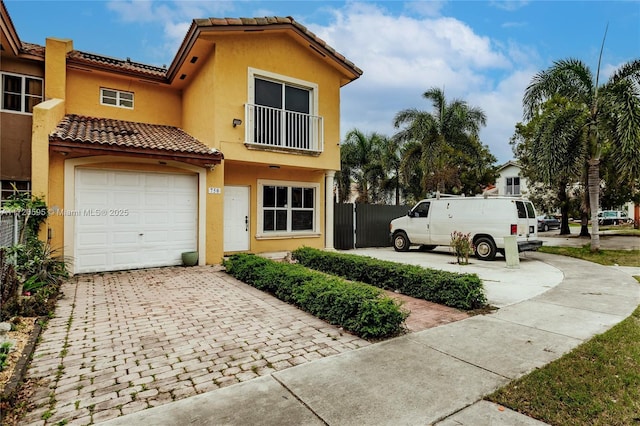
top-left (104, 253), bottom-right (640, 425)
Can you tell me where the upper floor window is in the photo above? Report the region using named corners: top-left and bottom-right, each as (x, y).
top-left (246, 68), bottom-right (323, 153)
top-left (100, 88), bottom-right (134, 109)
top-left (1, 72), bottom-right (43, 114)
top-left (506, 177), bottom-right (520, 195)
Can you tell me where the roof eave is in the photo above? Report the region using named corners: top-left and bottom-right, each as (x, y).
top-left (165, 19), bottom-right (362, 84)
top-left (66, 58), bottom-right (169, 83)
top-left (1, 0), bottom-right (22, 55)
top-left (165, 20), bottom-right (201, 82)
top-left (49, 139), bottom-right (223, 169)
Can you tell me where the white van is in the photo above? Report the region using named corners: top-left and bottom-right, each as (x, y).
top-left (389, 195), bottom-right (543, 260)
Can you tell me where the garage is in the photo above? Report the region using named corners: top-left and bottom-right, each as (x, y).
top-left (74, 168), bottom-right (198, 273)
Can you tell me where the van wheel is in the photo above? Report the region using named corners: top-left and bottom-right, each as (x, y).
top-left (393, 232), bottom-right (410, 252)
top-left (474, 237), bottom-right (496, 261)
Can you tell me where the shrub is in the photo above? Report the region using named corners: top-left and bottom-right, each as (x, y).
top-left (292, 247), bottom-right (486, 310)
top-left (0, 341), bottom-right (12, 371)
top-left (0, 248), bottom-right (21, 321)
top-left (450, 231), bottom-right (474, 265)
top-left (223, 254), bottom-right (408, 339)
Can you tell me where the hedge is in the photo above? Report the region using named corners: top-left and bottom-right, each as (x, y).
top-left (223, 254), bottom-right (408, 339)
top-left (292, 247), bottom-right (486, 310)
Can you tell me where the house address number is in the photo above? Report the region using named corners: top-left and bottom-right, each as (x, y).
top-left (208, 187), bottom-right (221, 194)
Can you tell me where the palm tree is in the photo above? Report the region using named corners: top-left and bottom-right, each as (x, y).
top-left (394, 87), bottom-right (488, 195)
top-left (523, 58), bottom-right (640, 250)
top-left (380, 136), bottom-right (403, 205)
top-left (512, 96), bottom-right (587, 235)
top-left (340, 129), bottom-right (386, 203)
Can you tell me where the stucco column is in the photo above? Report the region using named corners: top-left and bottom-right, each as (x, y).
top-left (325, 170), bottom-right (335, 250)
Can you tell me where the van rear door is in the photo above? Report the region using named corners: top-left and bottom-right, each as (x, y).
top-left (515, 200), bottom-right (537, 239)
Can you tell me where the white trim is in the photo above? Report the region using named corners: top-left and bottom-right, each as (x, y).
top-left (248, 67), bottom-right (318, 108)
top-left (0, 71), bottom-right (43, 115)
top-left (256, 179), bottom-right (320, 238)
top-left (100, 87), bottom-right (134, 109)
top-left (247, 67), bottom-right (320, 149)
top-left (64, 156), bottom-right (206, 274)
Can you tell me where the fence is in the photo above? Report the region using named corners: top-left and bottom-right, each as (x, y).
top-left (0, 211), bottom-right (20, 248)
top-left (334, 203), bottom-right (410, 250)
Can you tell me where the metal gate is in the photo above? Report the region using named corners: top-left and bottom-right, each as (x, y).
top-left (334, 203), bottom-right (409, 249)
top-left (334, 203), bottom-right (354, 250)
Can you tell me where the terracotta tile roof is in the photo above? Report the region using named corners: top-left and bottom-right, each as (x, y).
top-left (51, 115), bottom-right (221, 157)
top-left (20, 42), bottom-right (45, 57)
top-left (67, 51), bottom-right (167, 79)
top-left (193, 16), bottom-right (362, 77)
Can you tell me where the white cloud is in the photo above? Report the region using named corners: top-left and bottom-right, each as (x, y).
top-left (468, 69), bottom-right (537, 163)
top-left (308, 2), bottom-right (530, 162)
top-left (107, 0), bottom-right (235, 62)
top-left (489, 1), bottom-right (530, 12)
top-left (106, 0), bottom-right (540, 163)
top-left (403, 0), bottom-right (447, 17)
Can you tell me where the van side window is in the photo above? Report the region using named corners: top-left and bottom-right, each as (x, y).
top-left (516, 201), bottom-right (527, 219)
top-left (525, 202), bottom-right (536, 218)
top-left (413, 202), bottom-right (430, 218)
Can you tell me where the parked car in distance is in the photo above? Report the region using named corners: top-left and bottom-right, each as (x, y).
top-left (598, 210), bottom-right (630, 225)
top-left (537, 214), bottom-right (561, 232)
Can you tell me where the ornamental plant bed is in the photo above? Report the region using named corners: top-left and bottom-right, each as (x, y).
top-left (1, 317), bottom-right (43, 401)
top-left (223, 254), bottom-right (408, 339)
top-left (292, 247), bottom-right (487, 310)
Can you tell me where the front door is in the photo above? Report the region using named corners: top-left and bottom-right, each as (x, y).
top-left (224, 186), bottom-right (250, 252)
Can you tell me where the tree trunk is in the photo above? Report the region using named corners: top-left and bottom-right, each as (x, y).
top-left (579, 165), bottom-right (590, 237)
top-left (558, 180), bottom-right (571, 235)
top-left (588, 158), bottom-right (601, 251)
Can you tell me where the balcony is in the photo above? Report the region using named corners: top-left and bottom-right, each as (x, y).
top-left (245, 104), bottom-right (323, 154)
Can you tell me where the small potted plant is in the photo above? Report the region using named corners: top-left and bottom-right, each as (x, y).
top-left (181, 251), bottom-right (199, 266)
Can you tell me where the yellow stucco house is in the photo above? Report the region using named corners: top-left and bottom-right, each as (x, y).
top-left (23, 15), bottom-right (361, 273)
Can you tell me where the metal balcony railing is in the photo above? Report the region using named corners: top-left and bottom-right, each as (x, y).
top-left (245, 104), bottom-right (323, 153)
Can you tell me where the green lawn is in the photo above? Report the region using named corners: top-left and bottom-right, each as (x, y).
top-left (539, 245), bottom-right (640, 267)
top-left (487, 245), bottom-right (640, 425)
top-left (487, 290), bottom-right (640, 425)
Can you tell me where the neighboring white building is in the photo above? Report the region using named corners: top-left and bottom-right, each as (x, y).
top-left (495, 160), bottom-right (529, 196)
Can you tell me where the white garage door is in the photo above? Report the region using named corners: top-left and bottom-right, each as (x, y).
top-left (75, 169), bottom-right (198, 273)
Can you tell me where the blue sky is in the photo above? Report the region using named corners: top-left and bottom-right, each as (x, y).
top-left (6, 0), bottom-right (640, 163)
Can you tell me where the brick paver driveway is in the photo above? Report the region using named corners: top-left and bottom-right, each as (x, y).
top-left (20, 266), bottom-right (370, 425)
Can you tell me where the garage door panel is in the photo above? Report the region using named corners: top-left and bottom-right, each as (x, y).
top-left (77, 232), bottom-right (108, 246)
top-left (80, 170), bottom-right (109, 186)
top-left (75, 169), bottom-right (198, 273)
top-left (76, 215), bottom-right (109, 227)
top-left (114, 172), bottom-right (143, 186)
top-left (173, 211), bottom-right (196, 224)
top-left (76, 191), bottom-right (109, 206)
top-left (113, 191), bottom-right (140, 207)
top-left (174, 193), bottom-right (197, 207)
top-left (77, 253), bottom-right (109, 271)
top-left (112, 231), bottom-right (140, 245)
top-left (144, 212), bottom-right (170, 225)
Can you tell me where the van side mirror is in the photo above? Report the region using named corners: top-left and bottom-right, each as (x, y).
top-left (407, 210), bottom-right (414, 217)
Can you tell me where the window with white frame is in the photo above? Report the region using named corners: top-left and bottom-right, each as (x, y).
top-left (258, 180), bottom-right (319, 235)
top-left (100, 88), bottom-right (134, 109)
top-left (1, 72), bottom-right (43, 114)
top-left (506, 177), bottom-right (520, 195)
top-left (247, 68), bottom-right (322, 152)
